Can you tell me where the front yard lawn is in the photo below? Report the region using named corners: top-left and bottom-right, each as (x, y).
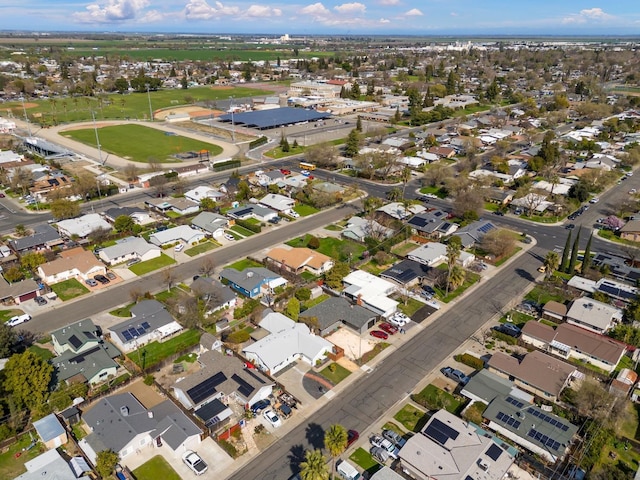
top-left (0, 309), bottom-right (23, 322)
top-left (525, 284), bottom-right (570, 305)
top-left (28, 345), bottom-right (54, 362)
top-left (397, 297), bottom-right (426, 317)
top-left (294, 204), bottom-right (319, 216)
top-left (230, 224), bottom-right (255, 236)
top-left (185, 241), bottom-right (219, 256)
top-left (130, 329), bottom-right (202, 369)
top-left (319, 363), bottom-right (351, 385)
top-left (499, 311), bottom-right (535, 328)
top-left (349, 448), bottom-right (382, 475)
top-left (394, 403), bottom-right (429, 432)
top-left (434, 268), bottom-right (480, 303)
top-left (50, 278), bottom-right (89, 301)
top-left (133, 455), bottom-right (181, 480)
top-left (110, 303), bottom-right (134, 317)
top-left (227, 258), bottom-right (263, 271)
top-left (129, 253), bottom-right (176, 275)
top-left (412, 384), bottom-right (465, 414)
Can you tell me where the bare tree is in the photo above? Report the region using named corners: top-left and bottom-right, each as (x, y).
top-left (480, 229), bottom-right (516, 258)
top-left (129, 288), bottom-right (144, 303)
top-left (162, 267), bottom-right (176, 292)
top-left (199, 257), bottom-right (216, 276)
top-left (124, 163), bottom-right (139, 182)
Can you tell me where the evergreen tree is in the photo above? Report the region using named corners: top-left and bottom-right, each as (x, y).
top-left (281, 137), bottom-right (290, 152)
top-left (356, 116), bottom-right (362, 132)
top-left (582, 231), bottom-right (593, 273)
top-left (344, 129), bottom-right (361, 157)
top-left (446, 71), bottom-right (457, 95)
top-left (366, 80), bottom-right (375, 97)
top-left (351, 82), bottom-right (361, 99)
top-left (560, 230), bottom-right (572, 273)
top-left (169, 66), bottom-right (176, 77)
top-left (568, 227), bottom-right (581, 274)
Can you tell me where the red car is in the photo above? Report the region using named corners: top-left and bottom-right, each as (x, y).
top-left (347, 429), bottom-right (359, 447)
top-left (280, 168), bottom-right (291, 175)
top-left (370, 330), bottom-right (389, 340)
top-left (379, 323), bottom-right (398, 335)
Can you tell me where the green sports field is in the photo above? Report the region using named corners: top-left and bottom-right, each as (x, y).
top-left (61, 124), bottom-right (223, 163)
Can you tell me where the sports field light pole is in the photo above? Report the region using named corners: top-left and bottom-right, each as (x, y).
top-left (146, 84), bottom-right (153, 122)
top-left (91, 111), bottom-right (104, 165)
top-left (229, 96), bottom-right (236, 143)
top-left (21, 97), bottom-right (32, 137)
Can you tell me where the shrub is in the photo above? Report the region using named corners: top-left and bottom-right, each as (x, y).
top-left (491, 330), bottom-right (518, 345)
top-left (295, 288), bottom-right (312, 301)
top-left (218, 439), bottom-right (238, 458)
top-left (233, 298), bottom-right (260, 319)
top-left (249, 136), bottom-right (268, 149)
top-left (143, 374), bottom-right (155, 386)
top-left (226, 330), bottom-right (250, 344)
top-left (307, 236), bottom-right (320, 249)
top-left (235, 218), bottom-right (261, 233)
top-left (328, 363), bottom-right (337, 373)
top-left (454, 353), bottom-right (485, 370)
top-left (0, 424), bottom-right (15, 442)
top-left (254, 424), bottom-right (266, 435)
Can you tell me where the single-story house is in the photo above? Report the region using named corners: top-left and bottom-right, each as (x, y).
top-left (565, 297), bottom-right (622, 334)
top-left (227, 204), bottom-right (279, 222)
top-left (265, 247), bottom-right (334, 276)
top-left (376, 202), bottom-right (426, 221)
top-left (99, 236), bottom-right (161, 266)
top-left (33, 414), bottom-right (68, 449)
top-left (453, 220), bottom-right (498, 248)
top-left (258, 193), bottom-right (295, 213)
top-left (56, 214), bottom-right (112, 239)
top-left (0, 277), bottom-right (40, 304)
top-left (342, 216), bottom-right (394, 243)
top-left (541, 301), bottom-right (567, 323)
top-left (406, 242), bottom-right (475, 267)
top-left (184, 186), bottom-right (225, 204)
top-left (108, 300), bottom-right (183, 352)
top-left (51, 318), bottom-right (100, 356)
top-left (380, 259), bottom-right (430, 287)
top-left (521, 322), bottom-right (627, 373)
top-left (79, 392), bottom-right (202, 465)
top-left (610, 368), bottom-right (638, 397)
top-left (9, 224), bottom-right (62, 253)
top-left (299, 296), bottom-right (378, 336)
top-left (191, 277), bottom-right (237, 315)
top-left (461, 369), bottom-right (534, 406)
top-left (102, 207), bottom-right (153, 225)
top-left (620, 220), bottom-right (640, 242)
top-left (487, 350), bottom-right (577, 402)
top-left (37, 247), bottom-right (106, 285)
top-left (16, 449), bottom-right (90, 480)
top-left (407, 210), bottom-right (458, 239)
top-left (191, 211), bottom-right (229, 238)
top-left (149, 225), bottom-right (205, 247)
top-left (167, 197), bottom-right (200, 216)
top-left (172, 348), bottom-right (274, 410)
top-left (243, 311), bottom-right (333, 375)
top-left (219, 267), bottom-right (287, 299)
top-left (342, 270), bottom-right (398, 318)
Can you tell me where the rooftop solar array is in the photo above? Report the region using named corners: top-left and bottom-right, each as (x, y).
top-left (423, 418), bottom-right (460, 446)
top-left (68, 335), bottom-right (83, 350)
top-left (120, 321), bottom-right (153, 342)
top-left (526, 408), bottom-right (570, 431)
top-left (218, 107), bottom-right (331, 130)
top-left (478, 222), bottom-right (496, 234)
top-left (486, 443), bottom-right (503, 461)
top-left (527, 429), bottom-right (562, 452)
top-left (243, 368), bottom-right (267, 385)
top-left (598, 282), bottom-right (636, 300)
top-left (505, 396), bottom-right (525, 408)
top-left (232, 373), bottom-right (255, 398)
top-left (496, 411), bottom-right (521, 429)
top-left (187, 372), bottom-right (227, 405)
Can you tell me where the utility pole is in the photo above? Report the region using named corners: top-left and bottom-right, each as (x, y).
top-left (146, 83), bottom-right (153, 122)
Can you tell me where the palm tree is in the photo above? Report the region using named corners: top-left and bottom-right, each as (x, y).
top-left (448, 265), bottom-right (466, 291)
top-left (400, 166), bottom-right (412, 199)
top-left (543, 251), bottom-right (560, 279)
top-left (324, 425), bottom-right (348, 479)
top-left (445, 237), bottom-right (462, 295)
top-left (300, 449), bottom-right (329, 480)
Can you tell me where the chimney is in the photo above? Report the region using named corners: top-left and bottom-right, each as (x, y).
top-left (356, 294), bottom-right (363, 306)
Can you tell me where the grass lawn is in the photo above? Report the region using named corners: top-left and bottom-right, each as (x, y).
top-left (130, 329), bottom-right (201, 369)
top-left (303, 294), bottom-right (329, 309)
top-left (154, 287), bottom-right (182, 303)
top-left (50, 278), bottom-right (90, 301)
top-left (324, 224), bottom-right (343, 231)
top-left (62, 124), bottom-right (222, 163)
top-left (349, 448), bottom-right (382, 475)
top-left (397, 297), bottom-right (426, 317)
top-left (361, 342), bottom-right (390, 364)
top-left (294, 204), bottom-right (319, 216)
top-left (525, 285), bottom-right (570, 305)
top-left (300, 271), bottom-right (318, 281)
top-left (494, 246), bottom-right (522, 267)
top-left (264, 144), bottom-right (306, 159)
top-left (133, 455), bottom-right (181, 480)
top-left (499, 311), bottom-right (535, 328)
top-left (72, 423), bottom-right (87, 440)
top-left (394, 404), bottom-right (429, 432)
top-left (110, 303), bottom-right (134, 317)
top-left (0, 308), bottom-right (23, 322)
top-left (129, 253), bottom-right (176, 275)
top-left (286, 235), bottom-right (366, 262)
top-left (359, 260), bottom-right (388, 276)
top-left (185, 241), bottom-right (219, 256)
top-left (383, 421), bottom-right (406, 436)
top-left (227, 258), bottom-right (262, 271)
top-left (0, 433), bottom-right (46, 479)
top-left (434, 268), bottom-right (480, 303)
top-left (412, 384), bottom-right (465, 414)
top-left (419, 185), bottom-right (447, 198)
top-left (230, 224), bottom-right (255, 236)
top-left (319, 363), bottom-right (351, 385)
top-left (391, 241), bottom-right (420, 257)
top-left (28, 345), bottom-right (54, 362)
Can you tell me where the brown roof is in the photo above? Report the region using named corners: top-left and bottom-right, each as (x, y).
top-left (266, 247), bottom-right (332, 270)
top-left (620, 220), bottom-right (640, 233)
top-left (543, 301), bottom-right (567, 316)
top-left (521, 321), bottom-right (556, 343)
top-left (39, 247), bottom-right (104, 277)
top-left (488, 350), bottom-right (575, 397)
top-left (555, 323), bottom-right (627, 365)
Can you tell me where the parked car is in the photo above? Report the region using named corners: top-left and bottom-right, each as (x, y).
top-left (250, 399), bottom-right (270, 414)
top-left (106, 272), bottom-right (117, 280)
top-left (34, 296), bottom-right (48, 306)
top-left (224, 233), bottom-right (235, 241)
top-left (85, 278), bottom-right (98, 287)
top-left (7, 314), bottom-right (31, 327)
top-left (441, 367), bottom-right (470, 385)
top-left (389, 312), bottom-right (409, 327)
top-left (268, 216), bottom-right (281, 224)
top-left (382, 429), bottom-right (407, 448)
top-left (493, 210), bottom-right (505, 216)
top-left (347, 429), bottom-right (359, 447)
top-left (589, 197), bottom-right (600, 204)
top-left (370, 446), bottom-right (390, 463)
top-left (565, 223), bottom-right (575, 230)
top-left (126, 258), bottom-right (141, 267)
top-left (182, 451), bottom-right (208, 476)
top-left (378, 323), bottom-right (398, 335)
top-left (289, 211), bottom-right (300, 218)
top-left (0, 193), bottom-right (5, 198)
top-left (494, 323), bottom-right (522, 338)
top-left (370, 330), bottom-right (389, 340)
top-left (421, 285), bottom-right (436, 297)
top-left (262, 409), bottom-right (282, 428)
top-left (301, 169), bottom-right (310, 176)
top-left (174, 243), bottom-right (185, 252)
top-left (370, 435), bottom-right (400, 459)
top-left (94, 274), bottom-right (110, 284)
top-left (280, 169), bottom-right (291, 175)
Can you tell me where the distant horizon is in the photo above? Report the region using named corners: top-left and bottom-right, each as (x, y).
top-left (1, 1), bottom-right (638, 36)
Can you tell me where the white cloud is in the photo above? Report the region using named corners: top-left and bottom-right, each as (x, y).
top-left (562, 7), bottom-right (614, 24)
top-left (72, 0), bottom-right (151, 23)
top-left (378, 0), bottom-right (400, 5)
top-left (300, 2), bottom-right (331, 17)
top-left (404, 8), bottom-right (423, 16)
top-left (450, 12), bottom-right (458, 17)
top-left (379, 18), bottom-right (391, 23)
top-left (334, 2), bottom-right (366, 15)
top-left (245, 5), bottom-right (282, 17)
top-left (184, 0), bottom-right (240, 20)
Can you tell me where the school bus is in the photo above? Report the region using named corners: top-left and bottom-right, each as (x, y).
top-left (299, 162), bottom-right (317, 171)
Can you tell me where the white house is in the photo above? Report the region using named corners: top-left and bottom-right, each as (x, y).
top-left (148, 225), bottom-right (205, 247)
top-left (99, 237), bottom-right (161, 266)
top-left (56, 214), bottom-right (112, 239)
top-left (184, 186), bottom-right (225, 204)
top-left (407, 242), bottom-right (476, 267)
top-left (565, 297), bottom-right (622, 334)
top-left (37, 247), bottom-right (106, 285)
top-left (258, 193), bottom-right (296, 213)
top-left (342, 270), bottom-right (398, 318)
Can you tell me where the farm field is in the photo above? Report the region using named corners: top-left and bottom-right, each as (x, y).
top-left (61, 124), bottom-right (222, 163)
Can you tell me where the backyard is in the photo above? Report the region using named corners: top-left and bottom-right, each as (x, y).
top-left (133, 455), bottom-right (181, 480)
top-left (285, 235), bottom-right (366, 262)
top-left (129, 253), bottom-right (176, 275)
top-left (0, 434), bottom-right (46, 479)
top-left (130, 329), bottom-right (202, 369)
top-left (50, 278), bottom-right (90, 301)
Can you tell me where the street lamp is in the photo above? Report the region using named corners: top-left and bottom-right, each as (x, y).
top-left (229, 96), bottom-right (236, 143)
top-left (20, 96), bottom-right (32, 137)
top-left (146, 84), bottom-right (154, 122)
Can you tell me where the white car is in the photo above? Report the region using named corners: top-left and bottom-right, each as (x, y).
top-left (289, 211), bottom-right (300, 218)
top-left (425, 193), bottom-right (438, 199)
top-left (262, 409), bottom-right (282, 428)
top-left (301, 169), bottom-right (310, 176)
top-left (182, 451), bottom-right (208, 475)
top-left (7, 314), bottom-right (31, 327)
top-left (224, 233), bottom-right (235, 241)
top-left (389, 312), bottom-right (409, 327)
top-left (174, 243), bottom-right (185, 252)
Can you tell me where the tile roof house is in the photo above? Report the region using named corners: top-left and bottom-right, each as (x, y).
top-left (191, 211), bottom-right (229, 238)
top-left (33, 414), bottom-right (68, 449)
top-left (265, 247), bottom-right (334, 276)
top-left (9, 223), bottom-right (62, 253)
top-left (79, 392), bottom-right (202, 465)
top-left (407, 210), bottom-right (458, 239)
top-left (149, 225), bottom-right (205, 247)
top-left (172, 348), bottom-right (274, 411)
top-left (299, 296), bottom-right (378, 336)
top-left (487, 350), bottom-right (577, 402)
top-left (56, 213), bottom-right (112, 239)
top-left (521, 322), bottom-right (627, 373)
top-left (565, 297), bottom-right (622, 334)
top-left (398, 409), bottom-right (516, 480)
top-left (37, 247), bottom-right (106, 285)
top-left (341, 216), bottom-right (394, 243)
top-left (98, 236), bottom-right (161, 266)
top-left (218, 267), bottom-right (287, 299)
top-left (242, 312), bottom-right (333, 375)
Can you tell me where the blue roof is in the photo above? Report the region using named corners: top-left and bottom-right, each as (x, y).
top-left (218, 107), bottom-right (331, 129)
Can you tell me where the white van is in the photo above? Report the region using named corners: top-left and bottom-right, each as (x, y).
top-left (336, 460), bottom-right (361, 480)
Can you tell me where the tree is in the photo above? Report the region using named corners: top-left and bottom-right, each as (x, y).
top-left (544, 251), bottom-right (560, 279)
top-left (447, 265), bottom-right (466, 291)
top-left (200, 197), bottom-right (216, 211)
top-left (114, 215), bottom-right (135, 233)
top-left (567, 226), bottom-right (581, 273)
top-left (96, 450), bottom-right (120, 479)
top-left (181, 76), bottom-right (188, 89)
top-left (124, 163), bottom-right (139, 182)
top-left (0, 323), bottom-right (17, 357)
top-left (603, 215), bottom-right (625, 231)
top-left (50, 199), bottom-right (80, 220)
top-left (3, 266), bottom-right (24, 283)
top-left (89, 227), bottom-right (112, 245)
top-left (305, 143), bottom-right (339, 168)
top-left (574, 378), bottom-right (630, 429)
top-left (324, 262), bottom-right (351, 289)
top-left (480, 229), bottom-right (515, 258)
top-left (14, 224), bottom-right (29, 237)
top-left (446, 237), bottom-right (462, 295)
top-left (344, 129), bottom-right (362, 158)
top-left (582, 232), bottom-right (593, 273)
top-left (236, 180), bottom-right (251, 201)
top-left (324, 424), bottom-right (348, 480)
top-left (3, 350), bottom-right (53, 410)
top-left (114, 77), bottom-right (129, 94)
top-left (199, 257), bottom-right (215, 277)
top-left (152, 175), bottom-right (169, 198)
top-left (162, 267), bottom-right (176, 292)
top-left (560, 230), bottom-right (572, 273)
top-left (20, 251), bottom-right (46, 272)
top-left (355, 116), bottom-right (362, 132)
top-left (299, 449), bottom-right (329, 480)
top-left (286, 297), bottom-right (300, 321)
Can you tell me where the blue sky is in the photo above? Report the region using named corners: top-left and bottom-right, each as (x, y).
top-left (1, 1), bottom-right (639, 34)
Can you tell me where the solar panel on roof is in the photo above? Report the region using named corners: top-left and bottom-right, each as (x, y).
top-left (128, 327), bottom-right (138, 337)
top-left (486, 443), bottom-right (503, 461)
top-left (231, 374), bottom-right (255, 398)
top-left (68, 335), bottom-right (83, 350)
top-left (84, 331), bottom-right (96, 339)
top-left (561, 424), bottom-right (569, 432)
top-left (218, 107), bottom-right (331, 130)
top-left (244, 368), bottom-right (266, 385)
top-left (141, 322), bottom-right (150, 329)
top-left (122, 331), bottom-right (133, 341)
top-left (137, 328), bottom-right (146, 336)
top-left (506, 396), bottom-right (524, 408)
top-left (424, 418), bottom-right (460, 446)
top-left (187, 372), bottom-right (227, 405)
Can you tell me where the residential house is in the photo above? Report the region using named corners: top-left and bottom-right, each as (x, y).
top-left (149, 225), bottom-right (205, 247)
top-left (565, 297), bottom-right (622, 334)
top-left (377, 202), bottom-right (427, 221)
top-left (620, 220), bottom-right (640, 242)
top-left (51, 318), bottom-right (101, 355)
top-left (342, 270), bottom-right (398, 318)
top-left (191, 211), bottom-right (229, 238)
top-left (15, 449), bottom-right (90, 480)
top-left (398, 409), bottom-right (516, 480)
top-left (56, 214), bottom-right (112, 239)
top-left (428, 146), bottom-right (456, 159)
top-left (487, 350), bottom-right (577, 402)
top-left (227, 204), bottom-right (279, 223)
top-left (453, 220), bottom-right (498, 248)
top-left (30, 174), bottom-right (73, 202)
top-left (184, 186), bottom-right (225, 204)
top-left (99, 236), bottom-right (161, 266)
top-left (341, 216), bottom-right (394, 243)
top-left (9, 223), bottom-right (62, 253)
top-left (218, 267), bottom-right (287, 299)
top-left (484, 188), bottom-right (516, 205)
top-left (167, 197), bottom-right (200, 216)
top-left (265, 247), bottom-right (334, 276)
top-left (102, 206), bottom-right (153, 225)
top-left (191, 277), bottom-right (237, 315)
top-left (0, 277), bottom-right (40, 304)
top-left (300, 296), bottom-right (378, 336)
top-left (407, 210), bottom-right (458, 239)
top-left (610, 368), bottom-right (638, 397)
top-left (79, 392), bottom-right (202, 465)
top-left (37, 247), bottom-right (106, 285)
top-left (172, 348), bottom-right (274, 411)
top-left (258, 193), bottom-right (296, 213)
top-left (541, 301), bottom-right (567, 323)
top-left (242, 312), bottom-right (333, 375)
top-left (521, 322), bottom-right (627, 373)
top-left (380, 259), bottom-right (430, 287)
top-left (33, 414), bottom-right (68, 449)
top-left (254, 169), bottom-right (285, 186)
top-left (108, 300), bottom-right (183, 351)
top-left (406, 242), bottom-right (475, 267)
top-left (461, 369), bottom-right (534, 406)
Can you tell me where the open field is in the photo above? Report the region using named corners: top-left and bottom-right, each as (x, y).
top-left (2, 86), bottom-right (273, 125)
top-left (61, 124), bottom-right (222, 163)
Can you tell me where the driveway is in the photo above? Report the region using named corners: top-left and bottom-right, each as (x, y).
top-left (325, 328), bottom-right (376, 362)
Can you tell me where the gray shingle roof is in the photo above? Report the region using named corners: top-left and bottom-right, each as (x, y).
top-left (9, 224), bottom-right (61, 251)
top-left (219, 267), bottom-right (281, 292)
top-left (300, 296), bottom-right (376, 331)
top-left (51, 318), bottom-right (98, 352)
top-left (191, 211), bottom-right (228, 234)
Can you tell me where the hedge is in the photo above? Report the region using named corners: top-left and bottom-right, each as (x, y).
top-left (249, 136), bottom-right (268, 149)
top-left (226, 330), bottom-right (250, 344)
top-left (454, 353), bottom-right (485, 370)
top-left (235, 218), bottom-right (262, 233)
top-left (491, 330), bottom-right (519, 345)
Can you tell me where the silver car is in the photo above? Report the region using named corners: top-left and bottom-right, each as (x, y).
top-left (370, 446), bottom-right (389, 463)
